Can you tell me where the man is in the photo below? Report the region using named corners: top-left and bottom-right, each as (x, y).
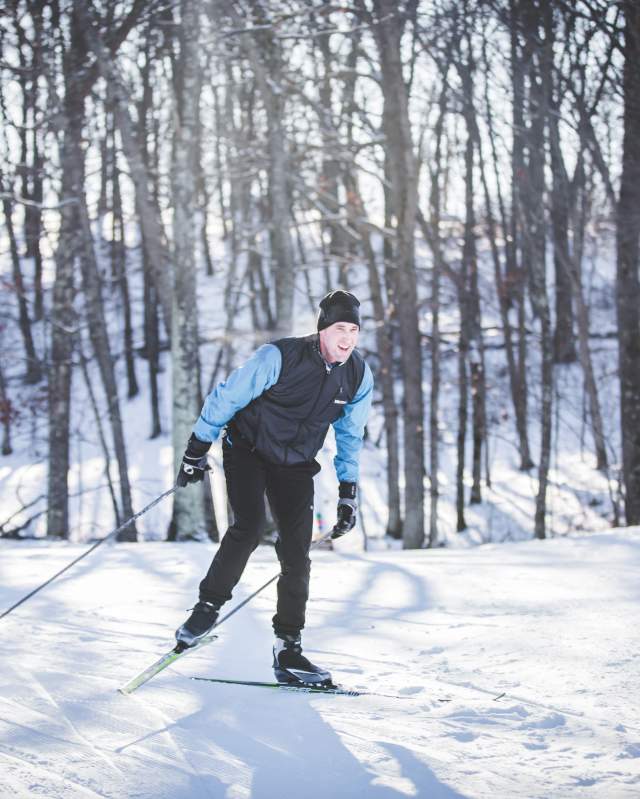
top-left (175, 290), bottom-right (374, 687)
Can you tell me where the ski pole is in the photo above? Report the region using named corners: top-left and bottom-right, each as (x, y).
top-left (0, 486), bottom-right (178, 622)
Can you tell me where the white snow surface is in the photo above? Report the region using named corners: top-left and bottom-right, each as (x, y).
top-left (1, 529), bottom-right (639, 799)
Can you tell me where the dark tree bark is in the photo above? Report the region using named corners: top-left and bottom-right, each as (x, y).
top-left (196, 104), bottom-right (215, 278)
top-left (0, 359), bottom-right (12, 455)
top-left (549, 117), bottom-right (577, 366)
top-left (426, 72), bottom-right (448, 548)
top-left (338, 22), bottom-right (400, 538)
top-left (616, 0), bottom-right (640, 524)
top-left (346, 179), bottom-right (402, 538)
top-left (138, 32), bottom-right (162, 438)
top-left (18, 1), bottom-right (46, 322)
top-left (46, 5), bottom-right (83, 539)
top-left (457, 40), bottom-right (487, 506)
top-left (212, 81), bottom-right (229, 244)
top-left (520, 0), bottom-right (552, 539)
top-left (509, 0), bottom-right (535, 472)
top-left (546, 8), bottom-right (577, 365)
top-left (455, 290), bottom-right (469, 532)
top-left (369, 0), bottom-right (425, 549)
top-left (170, 0), bottom-right (213, 541)
top-left (1, 187), bottom-right (42, 384)
top-left (568, 152), bottom-right (608, 472)
top-left (317, 16), bottom-right (348, 263)
top-left (111, 146), bottom-right (139, 399)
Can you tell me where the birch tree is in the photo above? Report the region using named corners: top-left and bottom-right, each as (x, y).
top-left (170, 0), bottom-right (210, 541)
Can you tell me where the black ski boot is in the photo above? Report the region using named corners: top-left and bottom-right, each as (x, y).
top-left (272, 634), bottom-right (333, 686)
top-left (175, 601), bottom-right (219, 648)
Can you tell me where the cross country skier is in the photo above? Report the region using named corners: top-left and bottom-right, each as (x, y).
top-left (174, 290), bottom-right (374, 687)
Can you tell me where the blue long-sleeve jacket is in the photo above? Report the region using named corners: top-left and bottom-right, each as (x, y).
top-left (193, 339), bottom-right (373, 482)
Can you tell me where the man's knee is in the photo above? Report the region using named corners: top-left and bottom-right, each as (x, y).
top-left (279, 555), bottom-right (311, 577)
top-left (226, 521), bottom-right (263, 547)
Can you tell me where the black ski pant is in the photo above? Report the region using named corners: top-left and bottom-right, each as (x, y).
top-left (199, 437), bottom-right (320, 638)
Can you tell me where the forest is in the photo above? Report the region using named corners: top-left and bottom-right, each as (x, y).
top-left (1, 0), bottom-right (639, 549)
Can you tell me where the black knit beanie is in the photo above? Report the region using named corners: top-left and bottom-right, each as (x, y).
top-left (317, 290), bottom-right (361, 331)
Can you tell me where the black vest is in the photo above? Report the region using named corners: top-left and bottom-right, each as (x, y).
top-left (231, 335), bottom-right (365, 466)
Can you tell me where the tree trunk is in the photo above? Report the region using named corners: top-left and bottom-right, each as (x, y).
top-left (138, 34), bottom-right (162, 439)
top-left (170, 0), bottom-right (210, 541)
top-left (428, 254), bottom-right (442, 544)
top-left (212, 82), bottom-right (229, 243)
top-left (25, 1), bottom-right (45, 323)
top-left (0, 24), bottom-right (42, 383)
top-left (509, 0), bottom-right (535, 471)
top-left (570, 155), bottom-right (608, 471)
top-left (616, 0), bottom-right (640, 524)
top-left (340, 24), bottom-right (401, 537)
top-left (546, 9), bottom-right (576, 365)
top-left (426, 75), bottom-right (447, 548)
top-left (456, 299), bottom-right (469, 533)
top-left (521, 1), bottom-right (552, 539)
top-left (195, 76), bottom-right (215, 277)
top-left (1, 189), bottom-right (42, 384)
top-left (263, 59), bottom-right (295, 334)
top-left (508, 0), bottom-right (524, 307)
top-left (0, 358), bottom-right (13, 455)
top-left (458, 49), bottom-right (486, 506)
top-left (372, 0), bottom-right (425, 548)
top-left (346, 180), bottom-right (402, 538)
top-left (317, 21), bottom-right (347, 262)
top-left (46, 6), bottom-right (83, 539)
top-left (112, 151), bottom-right (139, 399)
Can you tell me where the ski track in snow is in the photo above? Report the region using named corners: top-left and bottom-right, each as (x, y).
top-left (1, 533), bottom-right (640, 798)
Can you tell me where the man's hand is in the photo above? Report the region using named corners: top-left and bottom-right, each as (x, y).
top-left (331, 482), bottom-right (357, 539)
top-left (177, 434), bottom-right (211, 487)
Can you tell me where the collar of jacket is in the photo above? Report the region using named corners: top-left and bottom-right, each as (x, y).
top-left (312, 333), bottom-right (347, 371)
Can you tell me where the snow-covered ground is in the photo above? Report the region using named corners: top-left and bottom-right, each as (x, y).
top-left (1, 527), bottom-right (639, 798)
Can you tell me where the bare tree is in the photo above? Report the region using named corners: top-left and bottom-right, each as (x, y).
top-left (616, 0), bottom-right (640, 524)
top-left (46, 3), bottom-right (82, 539)
top-left (169, 0), bottom-right (211, 541)
top-left (0, 357), bottom-right (12, 455)
top-left (520, 0), bottom-right (553, 539)
top-left (367, 0), bottom-right (425, 549)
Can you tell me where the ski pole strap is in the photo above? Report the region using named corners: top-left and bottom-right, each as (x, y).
top-left (0, 486), bottom-right (178, 622)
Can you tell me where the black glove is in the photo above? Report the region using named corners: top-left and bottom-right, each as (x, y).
top-left (332, 482), bottom-right (357, 539)
top-left (176, 434), bottom-right (211, 487)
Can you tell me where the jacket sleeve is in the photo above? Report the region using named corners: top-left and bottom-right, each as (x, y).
top-left (332, 361), bottom-right (374, 483)
top-left (192, 344), bottom-right (282, 442)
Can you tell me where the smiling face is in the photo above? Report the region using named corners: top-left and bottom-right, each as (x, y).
top-left (318, 321), bottom-right (360, 364)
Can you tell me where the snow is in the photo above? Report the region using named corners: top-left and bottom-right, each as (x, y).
top-left (1, 529), bottom-right (639, 798)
